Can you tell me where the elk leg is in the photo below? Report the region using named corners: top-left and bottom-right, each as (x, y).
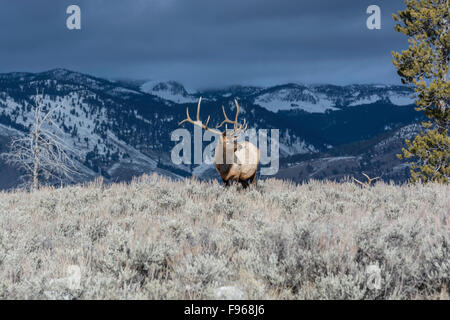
top-left (239, 179), bottom-right (249, 189)
top-left (223, 179), bottom-right (230, 187)
top-left (250, 172), bottom-right (257, 185)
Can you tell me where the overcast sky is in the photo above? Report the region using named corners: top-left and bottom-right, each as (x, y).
top-left (0, 0), bottom-right (409, 90)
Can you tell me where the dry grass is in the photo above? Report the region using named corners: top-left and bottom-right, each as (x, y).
top-left (0, 174), bottom-right (448, 299)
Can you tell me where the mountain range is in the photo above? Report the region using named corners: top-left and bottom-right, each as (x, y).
top-left (0, 69), bottom-right (425, 189)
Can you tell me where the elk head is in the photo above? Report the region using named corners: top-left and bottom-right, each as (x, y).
top-left (179, 97), bottom-right (260, 188)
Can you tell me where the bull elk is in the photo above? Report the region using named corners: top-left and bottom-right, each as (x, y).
top-left (179, 97), bottom-right (260, 188)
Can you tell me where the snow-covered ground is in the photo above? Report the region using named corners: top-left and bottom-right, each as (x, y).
top-left (0, 123), bottom-right (23, 137)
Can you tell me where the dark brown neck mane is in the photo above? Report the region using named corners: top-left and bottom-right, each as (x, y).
top-left (215, 138), bottom-right (236, 176)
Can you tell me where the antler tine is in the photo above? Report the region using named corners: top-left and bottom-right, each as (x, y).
top-left (196, 97), bottom-right (202, 121)
top-left (234, 99), bottom-right (240, 129)
top-left (178, 107), bottom-right (193, 125)
top-left (228, 119), bottom-right (247, 138)
top-left (353, 178), bottom-right (366, 187)
top-left (217, 105), bottom-right (235, 129)
top-left (217, 100), bottom-right (243, 131)
top-left (178, 97), bottom-right (222, 135)
top-left (236, 118), bottom-right (247, 132)
top-left (242, 119), bottom-right (247, 131)
top-left (354, 173), bottom-right (380, 188)
top-left (362, 173), bottom-right (380, 184)
top-left (217, 99), bottom-right (248, 137)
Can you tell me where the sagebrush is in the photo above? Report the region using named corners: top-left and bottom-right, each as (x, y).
top-left (0, 174), bottom-right (448, 299)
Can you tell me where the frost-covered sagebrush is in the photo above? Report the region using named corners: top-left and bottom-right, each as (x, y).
top-left (0, 174), bottom-right (448, 299)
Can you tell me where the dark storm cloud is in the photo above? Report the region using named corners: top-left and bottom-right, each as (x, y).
top-left (0, 0), bottom-right (408, 90)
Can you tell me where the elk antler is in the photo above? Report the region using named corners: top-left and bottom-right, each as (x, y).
top-left (353, 173), bottom-right (380, 187)
top-left (362, 173), bottom-right (380, 185)
top-left (179, 97), bottom-right (222, 135)
top-left (217, 99), bottom-right (247, 137)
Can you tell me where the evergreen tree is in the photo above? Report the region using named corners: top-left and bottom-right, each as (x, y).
top-left (392, 0), bottom-right (449, 183)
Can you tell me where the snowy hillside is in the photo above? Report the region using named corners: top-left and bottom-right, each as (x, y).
top-left (0, 69), bottom-right (422, 189)
top-left (276, 123), bottom-right (423, 183)
top-left (252, 84), bottom-right (414, 113)
top-left (0, 71), bottom-right (187, 186)
top-left (140, 80), bottom-right (197, 104)
top-left (254, 84), bottom-right (339, 113)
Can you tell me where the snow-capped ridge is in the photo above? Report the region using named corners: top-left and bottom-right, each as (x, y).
top-left (252, 83), bottom-right (415, 113)
top-left (140, 80), bottom-right (198, 104)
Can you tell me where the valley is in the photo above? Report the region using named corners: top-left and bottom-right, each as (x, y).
top-left (0, 69), bottom-right (425, 189)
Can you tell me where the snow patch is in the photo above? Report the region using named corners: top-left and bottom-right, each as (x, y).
top-left (255, 88), bottom-right (338, 113)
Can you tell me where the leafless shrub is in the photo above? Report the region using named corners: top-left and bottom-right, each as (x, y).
top-left (0, 174), bottom-right (448, 299)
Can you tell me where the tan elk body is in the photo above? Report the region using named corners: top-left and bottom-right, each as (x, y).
top-left (179, 98), bottom-right (260, 188)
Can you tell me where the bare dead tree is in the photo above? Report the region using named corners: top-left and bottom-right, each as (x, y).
top-left (1, 89), bottom-right (79, 190)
